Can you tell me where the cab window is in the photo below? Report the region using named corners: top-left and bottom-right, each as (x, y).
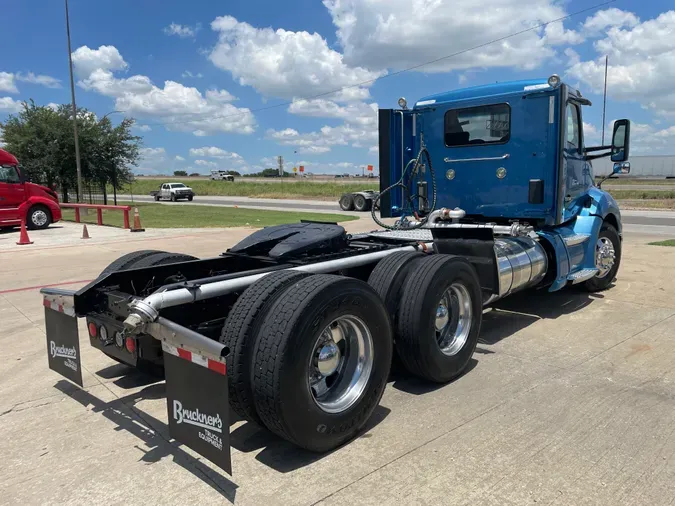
top-left (444, 103), bottom-right (510, 147)
top-left (0, 165), bottom-right (20, 183)
top-left (566, 104), bottom-right (580, 151)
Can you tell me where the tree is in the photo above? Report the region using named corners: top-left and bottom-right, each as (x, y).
top-left (0, 100), bottom-right (143, 202)
top-left (174, 170), bottom-right (188, 176)
top-left (189, 172), bottom-right (200, 177)
top-left (225, 170), bottom-right (241, 176)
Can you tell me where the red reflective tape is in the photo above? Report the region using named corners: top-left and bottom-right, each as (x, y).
top-left (58, 304), bottom-right (64, 313)
top-left (177, 348), bottom-right (191, 361)
top-left (208, 359), bottom-right (227, 375)
top-left (43, 299), bottom-right (51, 309)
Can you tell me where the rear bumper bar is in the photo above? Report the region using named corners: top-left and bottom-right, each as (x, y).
top-left (40, 287), bottom-right (233, 474)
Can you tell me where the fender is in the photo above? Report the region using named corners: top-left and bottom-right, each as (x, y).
top-left (581, 187), bottom-right (622, 237)
top-left (20, 196), bottom-right (62, 223)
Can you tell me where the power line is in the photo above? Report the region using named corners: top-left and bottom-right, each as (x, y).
top-left (140, 0), bottom-right (618, 128)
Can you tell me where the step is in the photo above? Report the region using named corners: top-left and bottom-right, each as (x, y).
top-left (563, 234), bottom-right (591, 246)
top-left (567, 268), bottom-right (599, 284)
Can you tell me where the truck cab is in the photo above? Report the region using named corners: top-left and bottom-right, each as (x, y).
top-left (152, 182), bottom-right (195, 202)
top-left (0, 148), bottom-right (62, 229)
top-left (379, 75), bottom-right (630, 292)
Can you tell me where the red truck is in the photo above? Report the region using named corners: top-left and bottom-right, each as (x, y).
top-left (0, 148), bottom-right (61, 230)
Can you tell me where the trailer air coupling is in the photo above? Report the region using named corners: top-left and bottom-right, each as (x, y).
top-left (123, 298), bottom-right (160, 333)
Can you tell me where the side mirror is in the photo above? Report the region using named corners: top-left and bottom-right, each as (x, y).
top-left (613, 161), bottom-right (630, 175)
top-left (610, 119), bottom-right (630, 162)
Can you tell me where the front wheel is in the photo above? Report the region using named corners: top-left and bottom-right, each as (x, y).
top-left (187, 195), bottom-right (193, 201)
top-left (27, 205), bottom-right (51, 230)
top-left (170, 194), bottom-right (177, 202)
top-left (584, 223), bottom-right (621, 292)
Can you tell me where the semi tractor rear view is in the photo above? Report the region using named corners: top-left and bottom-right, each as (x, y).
top-left (42, 75), bottom-right (631, 474)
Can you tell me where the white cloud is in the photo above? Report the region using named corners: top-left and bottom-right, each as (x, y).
top-left (72, 45), bottom-right (128, 77)
top-left (267, 120), bottom-right (377, 153)
top-left (208, 15), bottom-right (381, 100)
top-left (175, 155), bottom-right (185, 161)
top-left (15, 72), bottom-right (62, 89)
top-left (182, 70), bottom-right (203, 78)
top-left (0, 97), bottom-right (22, 113)
top-left (288, 99), bottom-right (377, 127)
top-left (189, 146), bottom-right (243, 159)
top-left (0, 72), bottom-right (18, 93)
top-left (164, 23), bottom-right (201, 38)
top-left (46, 102), bottom-right (60, 111)
top-left (72, 44), bottom-right (255, 136)
top-left (205, 89), bottom-right (236, 102)
top-left (195, 159), bottom-right (218, 168)
top-left (300, 146), bottom-right (331, 154)
top-left (135, 124), bottom-right (152, 132)
top-left (567, 10), bottom-right (675, 117)
top-left (582, 8), bottom-right (640, 35)
top-left (543, 21), bottom-right (584, 46)
top-left (369, 145), bottom-right (378, 154)
top-left (140, 147), bottom-right (166, 158)
top-left (324, 0), bottom-right (577, 73)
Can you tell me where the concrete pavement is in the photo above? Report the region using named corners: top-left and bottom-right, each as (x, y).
top-left (1, 219), bottom-right (675, 505)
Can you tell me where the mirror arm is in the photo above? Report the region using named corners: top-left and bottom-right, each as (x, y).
top-left (586, 151), bottom-right (612, 161)
top-left (596, 173), bottom-right (616, 189)
top-left (584, 145), bottom-right (612, 153)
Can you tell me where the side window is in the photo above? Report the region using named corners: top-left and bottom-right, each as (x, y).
top-left (566, 104), bottom-right (580, 151)
top-left (445, 103), bottom-right (510, 147)
top-left (0, 165), bottom-right (20, 183)
top-left (162, 184), bottom-right (167, 190)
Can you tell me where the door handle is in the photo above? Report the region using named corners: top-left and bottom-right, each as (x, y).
top-left (443, 154), bottom-right (510, 163)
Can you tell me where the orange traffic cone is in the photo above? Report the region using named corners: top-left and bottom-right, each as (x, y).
top-left (16, 219), bottom-right (33, 245)
top-left (82, 224), bottom-right (90, 239)
top-left (130, 207), bottom-right (145, 232)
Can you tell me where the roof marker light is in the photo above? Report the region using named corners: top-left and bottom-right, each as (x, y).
top-left (547, 74), bottom-right (561, 88)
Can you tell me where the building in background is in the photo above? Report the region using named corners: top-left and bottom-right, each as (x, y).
top-left (593, 155), bottom-right (675, 178)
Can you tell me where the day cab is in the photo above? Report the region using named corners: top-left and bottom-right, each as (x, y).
top-left (379, 74), bottom-right (631, 292)
top-left (0, 148), bottom-right (61, 230)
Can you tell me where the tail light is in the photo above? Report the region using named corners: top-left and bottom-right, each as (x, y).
top-left (125, 337), bottom-right (136, 354)
top-left (88, 322), bottom-right (97, 338)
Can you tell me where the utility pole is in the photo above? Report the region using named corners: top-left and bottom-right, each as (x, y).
top-left (601, 55), bottom-right (608, 146)
top-left (65, 0), bottom-right (83, 202)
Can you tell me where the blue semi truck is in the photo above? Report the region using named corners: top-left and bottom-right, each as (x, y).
top-left (41, 74), bottom-right (630, 474)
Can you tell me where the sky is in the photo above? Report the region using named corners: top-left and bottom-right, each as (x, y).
top-left (1, 0), bottom-right (674, 175)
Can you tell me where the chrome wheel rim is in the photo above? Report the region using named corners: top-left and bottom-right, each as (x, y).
top-left (435, 283), bottom-right (472, 356)
top-left (31, 210), bottom-right (48, 227)
top-left (308, 315), bottom-right (373, 414)
top-left (595, 237), bottom-right (615, 278)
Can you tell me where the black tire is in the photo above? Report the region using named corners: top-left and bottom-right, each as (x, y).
top-left (130, 251), bottom-right (197, 269)
top-left (154, 195), bottom-right (160, 201)
top-left (27, 205), bottom-right (52, 230)
top-left (396, 255), bottom-right (482, 383)
top-left (353, 194), bottom-right (371, 212)
top-left (339, 193), bottom-right (354, 211)
top-left (368, 251), bottom-right (426, 326)
top-left (584, 223), bottom-right (621, 292)
top-left (171, 194), bottom-right (177, 202)
top-left (99, 250), bottom-right (164, 278)
top-left (220, 270), bottom-right (310, 424)
top-left (251, 275), bottom-right (393, 452)
top-left (187, 195), bottom-right (193, 202)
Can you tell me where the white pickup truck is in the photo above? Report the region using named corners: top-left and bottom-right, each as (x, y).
top-left (150, 183), bottom-right (195, 202)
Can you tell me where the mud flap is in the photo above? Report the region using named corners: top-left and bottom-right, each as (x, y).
top-left (44, 305), bottom-right (83, 387)
top-left (162, 343), bottom-right (232, 475)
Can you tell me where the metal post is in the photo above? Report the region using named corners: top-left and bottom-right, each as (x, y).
top-left (65, 0), bottom-right (83, 203)
top-left (601, 55), bottom-right (608, 146)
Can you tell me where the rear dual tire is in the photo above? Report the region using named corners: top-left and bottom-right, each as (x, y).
top-left (224, 273), bottom-right (392, 452)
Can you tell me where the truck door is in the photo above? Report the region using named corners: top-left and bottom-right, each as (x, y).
top-left (161, 184), bottom-right (168, 199)
top-left (562, 100), bottom-right (593, 221)
top-left (422, 94), bottom-right (555, 220)
top-left (0, 164), bottom-right (24, 225)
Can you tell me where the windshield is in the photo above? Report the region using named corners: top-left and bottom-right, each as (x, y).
top-left (0, 165), bottom-right (20, 184)
top-left (171, 183), bottom-right (186, 188)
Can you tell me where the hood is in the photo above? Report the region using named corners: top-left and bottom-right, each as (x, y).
top-left (26, 182), bottom-right (59, 203)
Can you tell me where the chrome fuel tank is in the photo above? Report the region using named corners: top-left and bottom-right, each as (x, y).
top-left (493, 237), bottom-right (548, 299)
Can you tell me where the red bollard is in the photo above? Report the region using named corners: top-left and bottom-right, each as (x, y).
top-left (16, 219), bottom-right (33, 245)
top-left (123, 208), bottom-right (130, 229)
top-left (97, 208), bottom-right (103, 226)
top-left (74, 208), bottom-right (81, 223)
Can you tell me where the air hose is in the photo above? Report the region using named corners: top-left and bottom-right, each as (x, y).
top-left (371, 142), bottom-right (437, 230)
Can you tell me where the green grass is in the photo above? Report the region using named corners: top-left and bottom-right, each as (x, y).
top-left (61, 202), bottom-right (358, 229)
top-left (648, 239), bottom-right (675, 247)
top-left (112, 180), bottom-right (380, 201)
top-left (608, 190), bottom-right (675, 200)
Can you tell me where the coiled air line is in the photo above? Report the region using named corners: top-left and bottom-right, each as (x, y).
top-left (371, 134), bottom-right (437, 230)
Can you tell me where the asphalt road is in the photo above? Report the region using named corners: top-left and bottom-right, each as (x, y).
top-left (128, 194), bottom-right (675, 231)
